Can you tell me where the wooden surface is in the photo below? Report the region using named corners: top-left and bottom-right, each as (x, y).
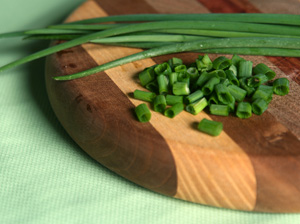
top-left (45, 0), bottom-right (300, 213)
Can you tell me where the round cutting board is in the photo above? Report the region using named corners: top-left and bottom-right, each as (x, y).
top-left (45, 0), bottom-right (300, 213)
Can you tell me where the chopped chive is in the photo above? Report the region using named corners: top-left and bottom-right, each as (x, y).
top-left (228, 64), bottom-right (238, 76)
top-left (139, 67), bottom-right (155, 86)
top-left (225, 70), bottom-right (239, 86)
top-left (165, 94), bottom-right (184, 105)
top-left (157, 75), bottom-right (169, 94)
top-left (247, 73), bottom-right (269, 87)
top-left (236, 102), bottom-right (252, 119)
top-left (227, 96), bottom-right (236, 112)
top-left (177, 72), bottom-right (190, 84)
top-left (253, 63), bottom-right (276, 80)
top-left (220, 77), bottom-right (231, 86)
top-left (154, 62), bottom-right (172, 75)
top-left (198, 118), bottom-right (223, 136)
top-left (238, 60), bottom-right (253, 78)
top-left (209, 104), bottom-right (230, 116)
top-left (174, 64), bottom-right (187, 73)
top-left (273, 78), bottom-right (290, 96)
top-left (168, 57), bottom-right (183, 69)
top-left (252, 98), bottom-right (268, 115)
top-left (186, 67), bottom-right (199, 81)
top-left (135, 103), bottom-right (151, 122)
top-left (215, 83), bottom-right (234, 105)
top-left (207, 93), bottom-right (219, 105)
top-left (239, 78), bottom-right (256, 96)
top-left (209, 69), bottom-right (226, 78)
top-left (252, 85), bottom-right (273, 102)
top-left (186, 98), bottom-right (208, 115)
top-left (195, 71), bottom-right (211, 88)
top-left (173, 82), bottom-right (190, 95)
top-left (231, 54), bottom-right (245, 66)
top-left (184, 90), bottom-right (204, 104)
top-left (169, 72), bottom-right (178, 87)
top-left (145, 81), bottom-right (158, 93)
top-left (212, 56), bottom-right (232, 70)
top-left (196, 54), bottom-right (213, 72)
top-left (227, 85), bottom-right (247, 102)
top-left (202, 76), bottom-right (220, 95)
top-left (133, 89), bottom-right (156, 102)
top-left (153, 95), bottom-right (167, 112)
top-left (164, 103), bottom-right (184, 118)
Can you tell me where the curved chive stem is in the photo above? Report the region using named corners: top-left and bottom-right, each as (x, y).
top-left (225, 70), bottom-right (239, 86)
top-left (165, 95), bottom-right (184, 105)
top-left (273, 78), bottom-right (290, 96)
top-left (212, 56), bottom-right (232, 70)
top-left (133, 89), bottom-right (156, 102)
top-left (135, 103), bottom-right (151, 122)
top-left (139, 67), bottom-right (155, 86)
top-left (184, 90), bottom-right (204, 104)
top-left (209, 104), bottom-right (230, 116)
top-left (173, 82), bottom-right (190, 95)
top-left (215, 84), bottom-right (234, 105)
top-left (238, 60), bottom-right (253, 78)
top-left (252, 98), bottom-right (268, 115)
top-left (247, 73), bottom-right (269, 87)
top-left (164, 103), bottom-right (184, 118)
top-left (252, 85), bottom-right (273, 103)
top-left (153, 95), bottom-right (167, 112)
top-left (157, 75), bottom-right (169, 94)
top-left (198, 118), bottom-right (223, 136)
top-left (154, 62), bottom-right (172, 75)
top-left (227, 85), bottom-right (247, 102)
top-left (253, 63), bottom-right (276, 80)
top-left (236, 102), bottom-right (252, 119)
top-left (239, 78), bottom-right (256, 96)
top-left (186, 98), bottom-right (208, 115)
top-left (202, 76), bottom-right (220, 95)
top-left (67, 13), bottom-right (300, 26)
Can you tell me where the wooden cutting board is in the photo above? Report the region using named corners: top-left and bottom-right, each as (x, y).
top-left (45, 0), bottom-right (300, 213)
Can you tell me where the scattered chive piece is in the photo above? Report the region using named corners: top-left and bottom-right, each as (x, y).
top-left (227, 96), bottom-right (236, 112)
top-left (139, 67), bottom-right (155, 86)
top-left (174, 64), bottom-right (187, 73)
top-left (164, 103), bottom-right (184, 118)
top-left (209, 69), bottom-right (226, 78)
top-left (239, 78), bottom-right (256, 96)
top-left (273, 78), bottom-right (290, 96)
top-left (252, 85), bottom-right (273, 102)
top-left (238, 60), bottom-right (253, 78)
top-left (231, 54), bottom-right (245, 66)
top-left (133, 89), bottom-right (156, 102)
top-left (153, 95), bottom-right (167, 112)
top-left (196, 54), bottom-right (213, 72)
top-left (253, 63), bottom-right (276, 80)
top-left (236, 102), bottom-right (252, 119)
top-left (135, 103), bottom-right (151, 122)
top-left (228, 64), bottom-right (238, 76)
top-left (212, 56), bottom-right (232, 70)
top-left (247, 73), bottom-right (269, 87)
top-left (177, 72), bottom-right (190, 84)
top-left (145, 81), bottom-right (158, 93)
top-left (186, 67), bottom-right (199, 81)
top-left (225, 70), bottom-right (239, 86)
top-left (227, 85), bottom-right (247, 102)
top-left (173, 82), bottom-right (190, 95)
top-left (186, 97), bottom-right (208, 115)
top-left (202, 76), bottom-right (220, 95)
top-left (207, 93), bottom-right (219, 105)
top-left (195, 71), bottom-right (211, 88)
top-left (184, 90), bottom-right (204, 104)
top-left (168, 57), bottom-right (183, 69)
top-left (198, 118), bottom-right (223, 136)
top-left (154, 62), bottom-right (172, 75)
top-left (252, 98), bottom-right (268, 115)
top-left (220, 77), bottom-right (231, 86)
top-left (215, 83), bottom-right (234, 105)
top-left (169, 72), bottom-right (178, 87)
top-left (165, 94), bottom-right (184, 105)
top-left (157, 75), bottom-right (169, 94)
top-left (209, 104), bottom-right (230, 116)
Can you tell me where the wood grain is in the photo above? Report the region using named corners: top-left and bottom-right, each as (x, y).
top-left (45, 0), bottom-right (300, 212)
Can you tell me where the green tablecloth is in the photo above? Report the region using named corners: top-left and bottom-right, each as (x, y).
top-left (1, 0), bottom-right (300, 223)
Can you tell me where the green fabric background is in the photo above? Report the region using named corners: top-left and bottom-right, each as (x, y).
top-left (1, 0), bottom-right (300, 223)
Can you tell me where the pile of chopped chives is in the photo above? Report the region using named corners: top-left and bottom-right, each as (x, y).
top-left (134, 54), bottom-right (290, 136)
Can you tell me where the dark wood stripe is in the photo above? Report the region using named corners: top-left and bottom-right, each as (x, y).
top-left (46, 43), bottom-right (177, 196)
top-left (198, 0), bottom-right (300, 212)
